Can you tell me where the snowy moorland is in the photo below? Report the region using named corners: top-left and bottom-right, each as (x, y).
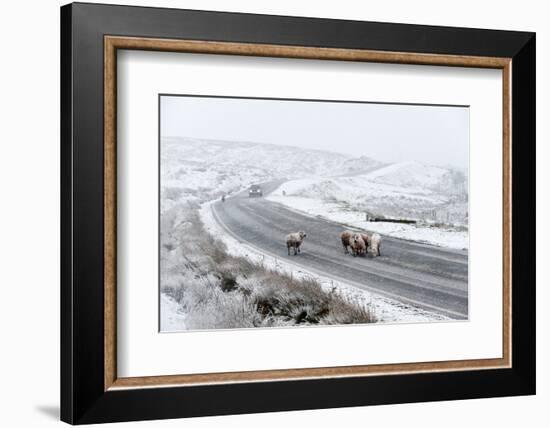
top-left (160, 137), bottom-right (383, 331)
top-left (161, 137), bottom-right (362, 212)
top-left (160, 137), bottom-right (464, 330)
top-left (267, 161), bottom-right (468, 249)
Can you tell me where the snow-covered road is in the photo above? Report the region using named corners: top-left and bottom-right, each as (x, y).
top-left (209, 182), bottom-right (468, 319)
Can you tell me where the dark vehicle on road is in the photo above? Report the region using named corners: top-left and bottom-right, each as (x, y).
top-left (248, 184), bottom-right (263, 197)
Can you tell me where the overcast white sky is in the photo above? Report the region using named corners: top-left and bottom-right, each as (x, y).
top-left (161, 95), bottom-right (469, 169)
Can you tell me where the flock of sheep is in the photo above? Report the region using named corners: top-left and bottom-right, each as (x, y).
top-left (285, 230), bottom-right (382, 257)
top-left (340, 230), bottom-right (381, 257)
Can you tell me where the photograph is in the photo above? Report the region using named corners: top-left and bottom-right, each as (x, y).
top-left (159, 95), bottom-right (469, 331)
top-left (54, 2), bottom-right (537, 424)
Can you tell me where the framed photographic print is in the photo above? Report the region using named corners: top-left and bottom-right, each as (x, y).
top-left (60, 2), bottom-right (535, 424)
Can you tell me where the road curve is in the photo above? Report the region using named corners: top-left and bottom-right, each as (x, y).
top-left (212, 182), bottom-right (468, 319)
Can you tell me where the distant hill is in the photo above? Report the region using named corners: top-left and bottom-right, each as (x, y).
top-left (162, 137), bottom-right (352, 178)
top-left (269, 161), bottom-right (468, 226)
top-left (161, 137), bottom-right (380, 210)
top-left (161, 137), bottom-right (468, 225)
top-left (335, 156), bottom-right (387, 176)
top-left (362, 161), bottom-right (467, 195)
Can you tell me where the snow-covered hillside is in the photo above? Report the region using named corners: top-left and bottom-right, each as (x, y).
top-left (365, 161), bottom-right (465, 193)
top-left (160, 137), bottom-right (467, 330)
top-left (335, 155), bottom-right (386, 176)
top-left (161, 137), bottom-right (468, 249)
top-left (267, 161), bottom-right (468, 249)
top-left (269, 161), bottom-right (468, 225)
top-left (161, 137), bottom-right (380, 211)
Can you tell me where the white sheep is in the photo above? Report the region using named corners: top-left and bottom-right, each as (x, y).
top-left (349, 233), bottom-right (366, 257)
top-left (286, 231), bottom-right (307, 256)
top-left (340, 230), bottom-right (353, 254)
top-left (360, 233), bottom-right (370, 250)
top-left (369, 233), bottom-right (382, 256)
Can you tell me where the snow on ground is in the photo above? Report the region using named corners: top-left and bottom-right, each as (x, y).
top-left (160, 137), bottom-right (356, 212)
top-left (267, 160), bottom-right (469, 250)
top-left (268, 160), bottom-right (468, 227)
top-left (364, 160), bottom-right (449, 189)
top-left (199, 201), bottom-right (447, 323)
top-left (160, 293), bottom-right (187, 331)
top-left (160, 138), bottom-right (464, 325)
top-left (160, 137), bottom-right (390, 212)
top-left (266, 195), bottom-right (468, 250)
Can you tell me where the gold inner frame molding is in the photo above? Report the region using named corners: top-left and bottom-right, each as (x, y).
top-left (104, 35), bottom-right (512, 391)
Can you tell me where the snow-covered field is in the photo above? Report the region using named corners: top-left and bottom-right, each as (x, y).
top-left (267, 161), bottom-right (468, 250)
top-left (267, 196), bottom-right (468, 249)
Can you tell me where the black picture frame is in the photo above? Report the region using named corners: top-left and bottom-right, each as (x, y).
top-left (61, 2), bottom-right (535, 424)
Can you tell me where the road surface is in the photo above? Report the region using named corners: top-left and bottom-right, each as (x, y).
top-left (212, 182), bottom-right (468, 319)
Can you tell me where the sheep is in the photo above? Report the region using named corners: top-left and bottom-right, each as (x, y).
top-left (349, 233), bottom-right (367, 257)
top-left (341, 231), bottom-right (369, 255)
top-left (286, 231), bottom-right (307, 256)
top-left (340, 230), bottom-right (354, 254)
top-left (360, 233), bottom-right (370, 250)
top-left (368, 233), bottom-right (382, 256)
